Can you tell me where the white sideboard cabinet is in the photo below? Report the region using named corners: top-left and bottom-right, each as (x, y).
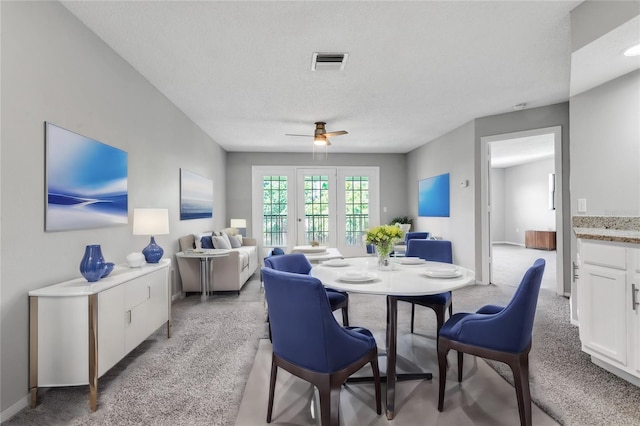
top-left (576, 240), bottom-right (640, 386)
top-left (29, 259), bottom-right (172, 411)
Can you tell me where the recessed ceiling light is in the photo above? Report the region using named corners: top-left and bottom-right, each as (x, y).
top-left (623, 43), bottom-right (640, 57)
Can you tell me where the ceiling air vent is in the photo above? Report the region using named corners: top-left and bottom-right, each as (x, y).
top-left (311, 52), bottom-right (349, 71)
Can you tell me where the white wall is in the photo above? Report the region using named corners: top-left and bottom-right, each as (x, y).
top-left (1, 2), bottom-right (227, 413)
top-left (570, 70), bottom-right (640, 216)
top-left (406, 121), bottom-right (476, 270)
top-left (490, 168), bottom-right (505, 242)
top-left (503, 158), bottom-right (556, 244)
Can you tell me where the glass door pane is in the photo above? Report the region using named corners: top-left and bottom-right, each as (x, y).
top-left (337, 168), bottom-right (380, 257)
top-left (297, 169), bottom-right (336, 247)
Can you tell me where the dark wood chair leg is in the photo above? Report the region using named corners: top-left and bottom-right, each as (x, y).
top-left (434, 306), bottom-right (445, 335)
top-left (370, 357), bottom-right (382, 414)
top-left (437, 339), bottom-right (449, 412)
top-left (510, 352), bottom-right (532, 426)
top-left (457, 351), bottom-right (463, 382)
top-left (341, 307), bottom-right (349, 327)
top-left (266, 357), bottom-right (278, 423)
top-left (449, 303), bottom-right (453, 317)
top-left (317, 378), bottom-right (341, 426)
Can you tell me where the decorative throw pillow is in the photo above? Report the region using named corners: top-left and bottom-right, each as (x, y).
top-left (228, 235), bottom-right (242, 248)
top-left (220, 232), bottom-right (232, 248)
top-left (212, 235), bottom-right (231, 250)
top-left (201, 236), bottom-right (214, 249)
top-left (221, 227), bottom-right (239, 236)
top-left (194, 232), bottom-right (213, 249)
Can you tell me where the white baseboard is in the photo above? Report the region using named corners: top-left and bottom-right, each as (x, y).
top-left (492, 241), bottom-right (524, 247)
top-left (1, 394), bottom-right (28, 422)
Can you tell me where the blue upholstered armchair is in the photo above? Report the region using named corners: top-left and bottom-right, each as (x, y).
top-left (437, 258), bottom-right (546, 426)
top-left (396, 239), bottom-right (453, 334)
top-left (262, 268), bottom-right (381, 425)
top-left (264, 253), bottom-right (349, 326)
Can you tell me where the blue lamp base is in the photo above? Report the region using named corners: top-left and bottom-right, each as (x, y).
top-left (142, 236), bottom-right (164, 263)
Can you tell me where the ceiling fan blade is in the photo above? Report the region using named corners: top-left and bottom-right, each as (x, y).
top-left (323, 130), bottom-right (348, 137)
top-left (285, 133), bottom-right (314, 137)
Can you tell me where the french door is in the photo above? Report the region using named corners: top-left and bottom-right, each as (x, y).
top-left (252, 166), bottom-right (379, 257)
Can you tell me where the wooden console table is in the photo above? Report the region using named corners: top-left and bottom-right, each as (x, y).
top-left (29, 259), bottom-right (171, 411)
top-left (525, 230), bottom-right (556, 250)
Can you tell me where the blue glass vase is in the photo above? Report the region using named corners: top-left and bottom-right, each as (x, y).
top-left (80, 245), bottom-right (107, 282)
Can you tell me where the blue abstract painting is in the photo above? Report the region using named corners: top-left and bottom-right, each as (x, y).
top-left (46, 122), bottom-right (128, 231)
top-left (180, 169), bottom-right (213, 220)
top-left (418, 173), bottom-right (450, 217)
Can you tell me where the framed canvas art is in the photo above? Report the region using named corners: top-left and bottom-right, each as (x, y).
top-left (45, 122), bottom-right (128, 231)
top-left (180, 169), bottom-right (213, 220)
top-left (418, 173), bottom-right (450, 217)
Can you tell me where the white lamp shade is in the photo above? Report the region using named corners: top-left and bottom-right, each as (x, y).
top-left (133, 208), bottom-right (170, 235)
top-left (230, 218), bottom-right (247, 228)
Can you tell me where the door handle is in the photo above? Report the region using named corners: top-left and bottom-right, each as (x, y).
top-left (632, 284), bottom-right (639, 311)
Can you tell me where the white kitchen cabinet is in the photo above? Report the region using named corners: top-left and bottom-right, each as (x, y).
top-left (29, 259), bottom-right (171, 411)
top-left (577, 240), bottom-right (640, 386)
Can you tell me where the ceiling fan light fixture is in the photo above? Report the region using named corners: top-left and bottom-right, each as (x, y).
top-left (623, 43), bottom-right (640, 57)
top-left (314, 135), bottom-right (328, 145)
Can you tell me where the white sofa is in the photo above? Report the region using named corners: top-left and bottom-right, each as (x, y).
top-left (176, 233), bottom-right (259, 294)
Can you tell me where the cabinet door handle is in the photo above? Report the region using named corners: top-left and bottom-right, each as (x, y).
top-left (147, 286), bottom-right (151, 300)
top-left (126, 310), bottom-right (132, 324)
top-left (572, 261), bottom-right (579, 282)
top-left (633, 284), bottom-right (639, 311)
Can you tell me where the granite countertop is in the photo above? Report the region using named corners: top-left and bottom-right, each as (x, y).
top-left (573, 216), bottom-right (640, 244)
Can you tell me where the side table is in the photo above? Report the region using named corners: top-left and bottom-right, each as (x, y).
top-left (176, 249), bottom-right (229, 301)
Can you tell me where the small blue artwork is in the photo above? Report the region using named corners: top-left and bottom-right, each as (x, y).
top-left (418, 173), bottom-right (450, 217)
top-left (46, 122), bottom-right (128, 231)
top-left (180, 169), bottom-right (213, 220)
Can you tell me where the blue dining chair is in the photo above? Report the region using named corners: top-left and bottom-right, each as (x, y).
top-left (396, 239), bottom-right (453, 334)
top-left (264, 253), bottom-right (349, 326)
top-left (404, 231), bottom-right (430, 245)
top-left (262, 268), bottom-right (381, 426)
top-left (437, 258), bottom-right (546, 426)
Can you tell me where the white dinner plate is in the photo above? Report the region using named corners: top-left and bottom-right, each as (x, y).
top-left (295, 246), bottom-right (327, 254)
top-left (397, 257), bottom-right (426, 265)
top-left (422, 266), bottom-right (462, 278)
top-left (338, 271), bottom-right (377, 283)
top-left (322, 259), bottom-right (349, 267)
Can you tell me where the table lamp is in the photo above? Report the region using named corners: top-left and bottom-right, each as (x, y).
top-left (133, 208), bottom-right (169, 263)
top-left (230, 218), bottom-right (247, 237)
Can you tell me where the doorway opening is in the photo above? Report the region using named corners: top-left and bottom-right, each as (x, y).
top-left (481, 126), bottom-right (564, 296)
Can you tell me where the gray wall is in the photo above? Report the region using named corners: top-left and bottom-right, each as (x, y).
top-left (406, 121), bottom-right (476, 270)
top-left (1, 2), bottom-right (227, 412)
top-left (226, 152), bottom-right (408, 237)
top-left (570, 70), bottom-right (640, 216)
top-left (490, 168), bottom-right (505, 242)
top-left (502, 158), bottom-right (556, 244)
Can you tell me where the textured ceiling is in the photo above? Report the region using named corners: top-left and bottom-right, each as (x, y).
top-left (61, 1), bottom-right (581, 154)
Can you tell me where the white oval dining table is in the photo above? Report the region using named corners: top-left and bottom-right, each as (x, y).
top-left (311, 256), bottom-right (475, 420)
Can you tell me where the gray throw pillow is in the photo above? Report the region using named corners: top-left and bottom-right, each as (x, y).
top-left (212, 235), bottom-right (231, 250)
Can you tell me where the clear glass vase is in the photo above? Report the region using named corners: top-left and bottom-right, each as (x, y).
top-left (378, 253), bottom-right (392, 271)
top-left (376, 244), bottom-right (393, 271)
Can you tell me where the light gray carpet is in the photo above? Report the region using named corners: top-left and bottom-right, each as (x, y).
top-left (6, 268), bottom-right (640, 425)
top-left (4, 277), bottom-right (269, 426)
top-left (492, 243), bottom-right (557, 290)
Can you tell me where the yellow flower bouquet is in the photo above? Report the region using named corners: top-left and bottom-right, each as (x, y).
top-left (365, 225), bottom-right (404, 267)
